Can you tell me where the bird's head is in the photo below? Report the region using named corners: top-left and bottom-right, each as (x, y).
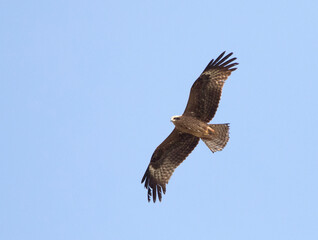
top-left (170, 115), bottom-right (182, 122)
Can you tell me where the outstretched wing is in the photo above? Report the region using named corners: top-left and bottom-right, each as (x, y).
top-left (183, 51), bottom-right (238, 122)
top-left (141, 129), bottom-right (199, 202)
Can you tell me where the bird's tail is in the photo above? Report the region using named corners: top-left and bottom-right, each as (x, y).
top-left (201, 124), bottom-right (229, 153)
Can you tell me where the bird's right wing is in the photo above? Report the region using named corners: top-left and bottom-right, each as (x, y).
top-left (141, 129), bottom-right (199, 202)
top-left (183, 52), bottom-right (238, 122)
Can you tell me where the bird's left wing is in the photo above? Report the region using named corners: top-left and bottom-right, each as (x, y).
top-left (141, 128), bottom-right (199, 202)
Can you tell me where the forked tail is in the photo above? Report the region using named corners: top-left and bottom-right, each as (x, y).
top-left (201, 124), bottom-right (229, 153)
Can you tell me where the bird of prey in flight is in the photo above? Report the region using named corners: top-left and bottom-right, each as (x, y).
top-left (141, 51), bottom-right (238, 202)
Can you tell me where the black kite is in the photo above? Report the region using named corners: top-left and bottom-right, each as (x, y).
top-left (141, 51), bottom-right (238, 202)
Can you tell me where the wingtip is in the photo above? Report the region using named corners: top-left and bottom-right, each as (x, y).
top-left (142, 169), bottom-right (166, 203)
top-left (204, 51), bottom-right (238, 72)
top-left (147, 188), bottom-right (151, 202)
top-left (144, 181), bottom-right (166, 203)
top-left (225, 51), bottom-right (233, 57)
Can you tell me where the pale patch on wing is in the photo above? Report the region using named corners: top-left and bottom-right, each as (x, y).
top-left (201, 69), bottom-right (229, 84)
top-left (148, 165), bottom-right (156, 177)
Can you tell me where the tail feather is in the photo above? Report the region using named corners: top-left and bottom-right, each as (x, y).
top-left (201, 124), bottom-right (229, 153)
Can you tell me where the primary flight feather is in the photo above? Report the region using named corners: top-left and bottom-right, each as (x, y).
top-left (141, 51), bottom-right (238, 202)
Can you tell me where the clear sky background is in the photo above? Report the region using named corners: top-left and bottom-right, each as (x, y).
top-left (1, 0), bottom-right (318, 239)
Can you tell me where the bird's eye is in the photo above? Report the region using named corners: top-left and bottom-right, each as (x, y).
top-left (174, 117), bottom-right (180, 120)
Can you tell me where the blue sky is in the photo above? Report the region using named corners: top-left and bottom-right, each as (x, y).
top-left (1, 0), bottom-right (318, 239)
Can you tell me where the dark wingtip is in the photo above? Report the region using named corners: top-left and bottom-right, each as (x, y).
top-left (141, 167), bottom-right (149, 184)
top-left (162, 184), bottom-right (166, 194)
top-left (147, 188), bottom-right (151, 202)
top-left (141, 175), bottom-right (146, 184)
top-left (150, 184), bottom-right (165, 203)
top-left (142, 168), bottom-right (166, 203)
top-left (157, 185), bottom-right (163, 202)
top-left (204, 51), bottom-right (238, 72)
top-left (153, 185), bottom-right (157, 202)
top-left (212, 51), bottom-right (226, 65)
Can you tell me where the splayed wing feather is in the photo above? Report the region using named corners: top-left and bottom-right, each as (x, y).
top-left (214, 52), bottom-right (232, 66)
top-left (211, 51), bottom-right (226, 66)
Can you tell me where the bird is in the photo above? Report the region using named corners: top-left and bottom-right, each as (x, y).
top-left (141, 51), bottom-right (238, 202)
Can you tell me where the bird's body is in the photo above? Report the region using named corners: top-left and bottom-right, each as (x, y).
top-left (142, 51), bottom-right (238, 202)
top-left (171, 115), bottom-right (214, 138)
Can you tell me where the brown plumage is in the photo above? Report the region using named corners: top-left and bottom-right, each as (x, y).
top-left (141, 51), bottom-right (238, 202)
